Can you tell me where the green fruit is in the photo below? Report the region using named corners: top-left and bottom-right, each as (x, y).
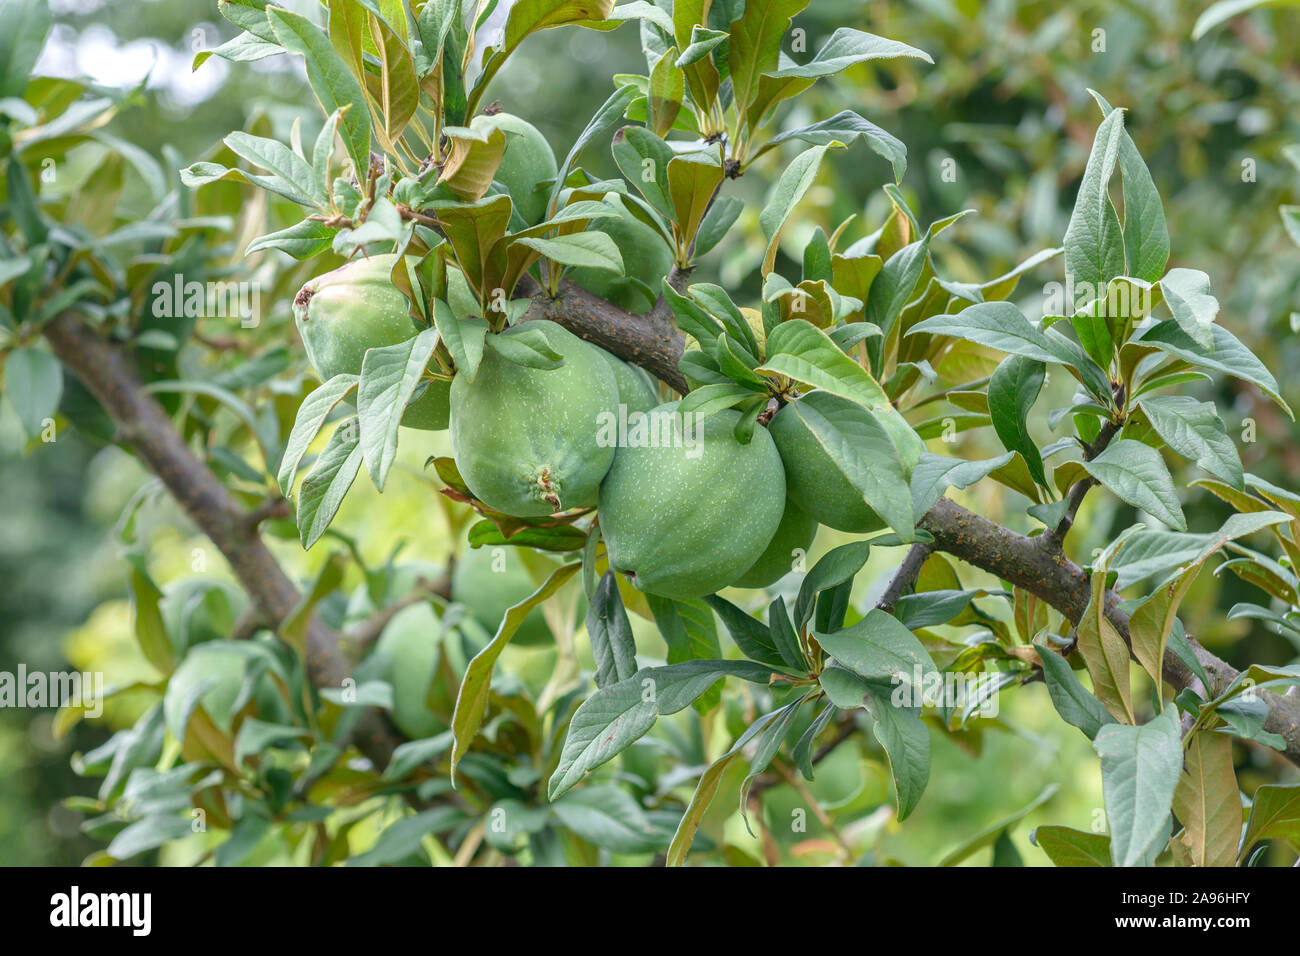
top-left (730, 499), bottom-right (818, 589)
top-left (293, 254), bottom-right (446, 430)
top-left (471, 111), bottom-right (557, 225)
top-left (566, 198), bottom-right (674, 314)
top-left (451, 545), bottom-right (560, 647)
top-left (598, 404), bottom-right (787, 599)
top-left (769, 391), bottom-right (887, 534)
top-left (596, 347), bottom-right (660, 414)
top-left (372, 602), bottom-right (443, 738)
top-left (450, 320), bottom-right (619, 516)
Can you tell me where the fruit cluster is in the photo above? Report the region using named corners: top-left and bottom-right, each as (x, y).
top-left (296, 252), bottom-right (889, 603)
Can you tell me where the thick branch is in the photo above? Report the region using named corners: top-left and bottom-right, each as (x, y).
top-left (44, 314), bottom-right (402, 768)
top-left (920, 497), bottom-right (1300, 766)
top-left (515, 275), bottom-right (688, 393)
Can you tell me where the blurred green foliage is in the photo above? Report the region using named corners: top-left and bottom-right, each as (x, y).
top-left (3, 0), bottom-right (1299, 865)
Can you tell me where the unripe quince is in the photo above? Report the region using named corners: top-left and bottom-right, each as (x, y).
top-left (293, 253), bottom-right (448, 429)
top-left (449, 320), bottom-right (619, 516)
top-left (598, 404), bottom-right (786, 599)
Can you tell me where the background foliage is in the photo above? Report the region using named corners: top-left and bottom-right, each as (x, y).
top-left (2, 0), bottom-right (1299, 865)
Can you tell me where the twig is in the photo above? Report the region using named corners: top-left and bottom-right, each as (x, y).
top-left (876, 542), bottom-right (934, 612)
top-left (1048, 383), bottom-right (1126, 545)
top-left (345, 575), bottom-right (451, 653)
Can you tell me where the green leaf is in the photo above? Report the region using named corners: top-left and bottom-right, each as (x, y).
top-left (267, 6), bottom-right (372, 176)
top-left (347, 808), bottom-right (464, 866)
top-left (862, 683), bottom-right (930, 820)
top-left (485, 325), bottom-right (564, 370)
top-left (278, 374), bottom-right (359, 496)
top-left (357, 328), bottom-right (440, 491)
top-left (611, 125), bottom-right (674, 217)
top-left (1094, 706), bottom-right (1182, 867)
top-left (1171, 732), bottom-right (1241, 868)
top-left (0, 0), bottom-right (52, 98)
top-left (515, 231), bottom-right (624, 273)
top-left (552, 786), bottom-right (663, 854)
top-left (450, 562), bottom-right (580, 780)
top-left (988, 355), bottom-right (1047, 490)
top-left (297, 420), bottom-right (364, 549)
top-left (1240, 783), bottom-right (1300, 856)
top-left (1191, 0), bottom-right (1300, 41)
top-left (1031, 825), bottom-right (1112, 867)
top-left (1082, 439), bottom-right (1186, 531)
top-left (128, 561), bottom-right (173, 675)
top-left (760, 318), bottom-right (923, 472)
top-left (245, 218), bottom-right (336, 259)
top-left (588, 571), bottom-right (637, 688)
top-left (693, 194), bottom-right (743, 257)
top-left (939, 784), bottom-right (1059, 865)
top-left (817, 665), bottom-right (873, 708)
top-left (1036, 642), bottom-right (1114, 740)
top-left (366, 9), bottom-right (419, 151)
top-left (548, 659), bottom-right (773, 799)
top-left (794, 540), bottom-right (872, 631)
top-left (224, 130), bottom-right (329, 208)
top-left (1076, 545), bottom-right (1136, 724)
top-left (1136, 394), bottom-right (1242, 489)
top-left (1158, 267), bottom-right (1218, 350)
top-left (910, 451), bottom-right (1013, 522)
top-left (667, 151), bottom-right (725, 250)
top-left (4, 346), bottom-right (63, 440)
top-left (666, 710), bottom-right (780, 866)
top-left (758, 143), bottom-right (836, 273)
top-left (704, 594), bottom-right (786, 669)
top-left (1064, 107), bottom-right (1126, 295)
top-left (762, 110), bottom-right (907, 183)
top-left (1107, 511), bottom-right (1294, 590)
top-left (1137, 318), bottom-right (1292, 419)
top-left (726, 0), bottom-right (810, 118)
top-left (814, 609), bottom-right (935, 684)
top-left (863, 235), bottom-right (931, 356)
top-left (548, 83), bottom-right (639, 219)
top-left (768, 27), bottom-right (931, 81)
top-left (1088, 90), bottom-right (1169, 284)
top-left (471, 0), bottom-right (617, 117)
top-left (647, 44), bottom-right (685, 137)
top-left (431, 299), bottom-right (488, 382)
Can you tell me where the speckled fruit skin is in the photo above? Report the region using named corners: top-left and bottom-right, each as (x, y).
top-left (598, 404), bottom-right (787, 600)
top-left (293, 253), bottom-right (447, 429)
top-left (449, 320), bottom-right (619, 516)
top-left (730, 499), bottom-right (818, 589)
top-left (596, 347), bottom-right (659, 414)
top-left (451, 546), bottom-right (581, 648)
top-left (470, 111), bottom-right (557, 225)
top-left (768, 391), bottom-right (887, 534)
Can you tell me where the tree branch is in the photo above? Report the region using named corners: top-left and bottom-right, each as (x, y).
top-left (876, 542), bottom-right (934, 612)
top-left (920, 496), bottom-right (1300, 766)
top-left (44, 313), bottom-right (403, 768)
top-left (515, 275), bottom-right (688, 393)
